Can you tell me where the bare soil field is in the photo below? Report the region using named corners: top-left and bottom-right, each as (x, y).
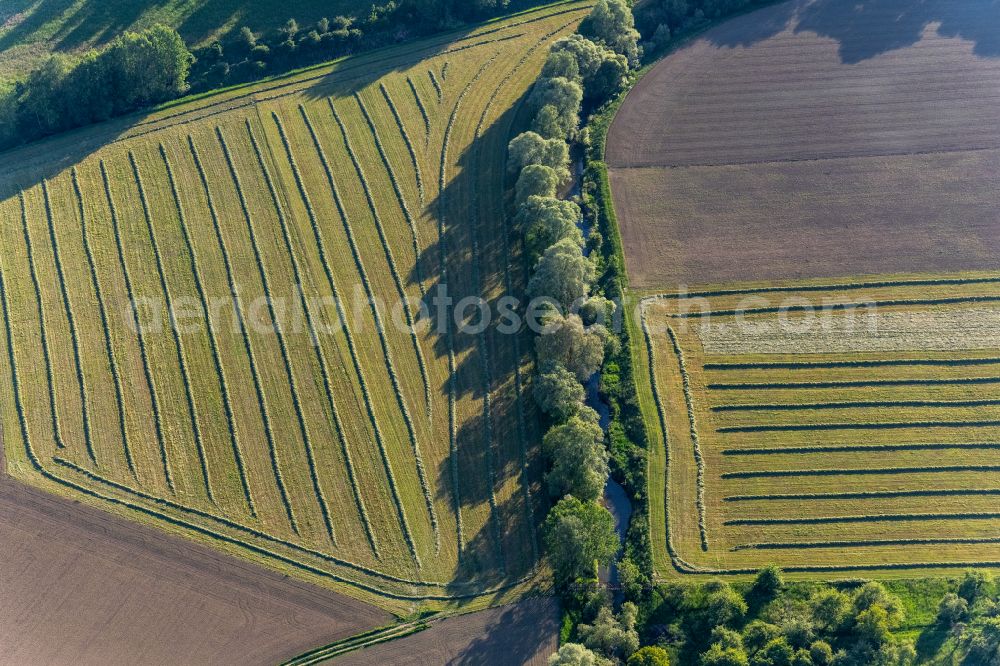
top-left (332, 598), bottom-right (559, 665)
top-left (0, 447), bottom-right (390, 666)
top-left (607, 0), bottom-right (1000, 289)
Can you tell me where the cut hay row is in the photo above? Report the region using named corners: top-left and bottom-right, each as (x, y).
top-left (215, 127), bottom-right (337, 544)
top-left (733, 536), bottom-right (1000, 551)
top-left (708, 376), bottom-right (1000, 390)
top-left (437, 52), bottom-right (504, 558)
top-left (16, 191), bottom-right (67, 452)
top-left (724, 488), bottom-right (1000, 502)
top-left (717, 420), bottom-right (1000, 433)
top-left (722, 464), bottom-right (1000, 479)
top-left (724, 512), bottom-right (1000, 526)
top-left (186, 136), bottom-right (299, 534)
top-left (323, 101), bottom-right (440, 553)
top-left (272, 109), bottom-right (420, 564)
top-left (346, 96), bottom-right (432, 412)
top-left (406, 77), bottom-right (432, 144)
top-left (672, 294), bottom-right (1000, 319)
top-left (243, 119), bottom-right (378, 556)
top-left (722, 442), bottom-right (1000, 456)
top-left (377, 83), bottom-right (426, 209)
top-left (704, 357), bottom-right (1000, 371)
top-left (428, 70), bottom-right (443, 101)
top-left (128, 151), bottom-right (214, 503)
top-left (71, 168), bottom-right (136, 477)
top-left (712, 398), bottom-right (1000, 412)
top-left (100, 161), bottom-right (174, 491)
top-left (441, 61), bottom-right (449, 80)
top-left (666, 326), bottom-right (708, 551)
top-left (158, 145), bottom-right (257, 518)
top-left (41, 180), bottom-right (97, 465)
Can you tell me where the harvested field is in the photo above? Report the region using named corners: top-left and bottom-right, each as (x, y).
top-left (332, 598), bottom-right (560, 665)
top-left (0, 2), bottom-right (592, 611)
top-left (0, 445), bottom-right (390, 666)
top-left (636, 276), bottom-right (1000, 577)
top-left (606, 0), bottom-right (1000, 289)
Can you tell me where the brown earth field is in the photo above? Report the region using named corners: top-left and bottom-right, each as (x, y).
top-left (0, 445), bottom-right (391, 666)
top-left (332, 597), bottom-right (559, 665)
top-left (607, 0), bottom-right (1000, 290)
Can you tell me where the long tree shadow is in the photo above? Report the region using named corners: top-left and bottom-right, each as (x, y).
top-left (450, 596), bottom-right (560, 665)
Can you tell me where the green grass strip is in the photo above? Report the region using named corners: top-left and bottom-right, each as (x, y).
top-left (725, 488), bottom-right (1000, 502)
top-left (187, 136), bottom-right (298, 534)
top-left (41, 181), bottom-right (97, 465)
top-left (274, 109), bottom-right (420, 565)
top-left (72, 168), bottom-right (136, 477)
top-left (733, 537), bottom-right (1000, 551)
top-left (129, 151), bottom-right (214, 504)
top-left (725, 512), bottom-right (1000, 526)
top-left (722, 442), bottom-right (1000, 456)
top-left (159, 144), bottom-right (256, 518)
top-left (713, 398), bottom-right (1000, 412)
top-left (723, 465), bottom-right (1000, 479)
top-left (718, 420), bottom-right (1000, 433)
top-left (244, 118), bottom-right (378, 557)
top-left (100, 162), bottom-right (174, 491)
top-left (215, 127), bottom-right (336, 544)
top-left (665, 275), bottom-right (1000, 300)
top-left (708, 376), bottom-right (1000, 390)
top-left (705, 357), bottom-right (1000, 371)
top-left (672, 294), bottom-right (1000, 319)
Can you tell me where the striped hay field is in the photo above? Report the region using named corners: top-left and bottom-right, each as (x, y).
top-left (0, 1), bottom-right (592, 611)
top-left (637, 275), bottom-right (1000, 578)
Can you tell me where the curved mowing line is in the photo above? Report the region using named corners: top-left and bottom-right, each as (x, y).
top-left (733, 537), bottom-right (1000, 551)
top-left (667, 326), bottom-right (709, 551)
top-left (159, 145), bottom-right (257, 518)
top-left (378, 83), bottom-right (426, 208)
top-left (709, 377), bottom-right (1000, 390)
top-left (72, 169), bottom-right (136, 477)
top-left (244, 119), bottom-right (378, 557)
top-left (713, 398), bottom-right (1000, 412)
top-left (17, 191), bottom-right (67, 451)
top-left (725, 512), bottom-right (1000, 526)
top-left (272, 110), bottom-right (420, 566)
top-left (347, 95), bottom-right (433, 414)
top-left (100, 162), bottom-right (174, 492)
top-left (725, 488), bottom-right (1000, 502)
top-left (705, 357), bottom-right (1000, 371)
top-left (321, 101), bottom-right (440, 554)
top-left (215, 127), bottom-right (337, 545)
top-left (672, 294), bottom-right (1000, 319)
top-left (187, 136), bottom-right (298, 534)
top-left (41, 181), bottom-right (97, 465)
top-left (428, 69), bottom-right (443, 101)
top-left (723, 464), bottom-right (1000, 479)
top-left (718, 420), bottom-right (1000, 433)
top-left (129, 151), bottom-right (215, 504)
top-left (439, 52), bottom-right (503, 558)
top-left (722, 442), bottom-right (1000, 456)
top-left (406, 77), bottom-right (432, 144)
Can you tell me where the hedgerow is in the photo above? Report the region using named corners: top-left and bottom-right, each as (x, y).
top-left (323, 101), bottom-right (440, 554)
top-left (244, 119), bottom-right (378, 555)
top-left (378, 83), bottom-right (426, 207)
top-left (406, 76), bottom-right (432, 143)
top-left (273, 109), bottom-right (421, 564)
top-left (42, 180), bottom-right (97, 466)
top-left (216, 126), bottom-right (337, 544)
top-left (100, 161), bottom-right (175, 492)
top-left (72, 168), bottom-right (136, 477)
top-left (345, 96), bottom-right (433, 414)
top-left (129, 151), bottom-right (215, 503)
top-left (187, 136), bottom-right (299, 534)
top-left (159, 145), bottom-right (257, 517)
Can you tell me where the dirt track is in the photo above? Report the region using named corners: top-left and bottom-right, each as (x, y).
top-left (0, 447), bottom-right (390, 665)
top-left (607, 0), bottom-right (1000, 289)
top-left (333, 597), bottom-right (559, 665)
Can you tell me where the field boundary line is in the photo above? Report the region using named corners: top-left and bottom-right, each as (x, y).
top-left (722, 441), bottom-right (1000, 456)
top-left (725, 488), bottom-right (1000, 502)
top-left (713, 398), bottom-right (1000, 412)
top-left (723, 464), bottom-right (1000, 479)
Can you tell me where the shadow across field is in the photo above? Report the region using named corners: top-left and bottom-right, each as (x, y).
top-left (708, 0), bottom-right (1000, 63)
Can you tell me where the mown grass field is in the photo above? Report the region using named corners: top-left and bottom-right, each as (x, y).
top-left (636, 275), bottom-right (1000, 578)
top-left (0, 1), bottom-right (592, 611)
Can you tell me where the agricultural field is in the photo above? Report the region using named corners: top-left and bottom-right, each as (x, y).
top-left (0, 1), bottom-right (593, 611)
top-left (606, 0), bottom-right (1000, 289)
top-left (0, 0), bottom-right (363, 85)
top-left (636, 275), bottom-right (1000, 577)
